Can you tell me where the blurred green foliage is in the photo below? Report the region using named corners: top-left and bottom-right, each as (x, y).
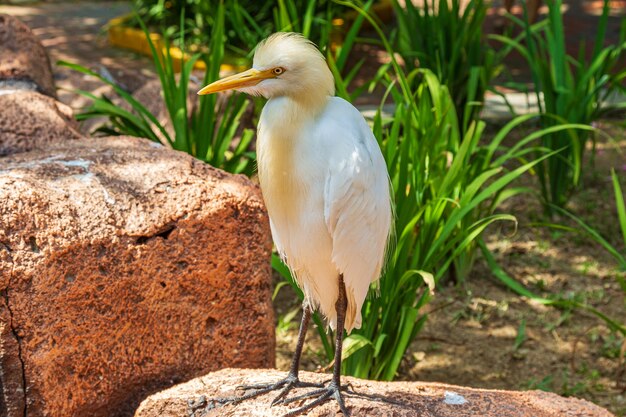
top-left (61, 4), bottom-right (255, 175)
top-left (393, 0), bottom-right (503, 130)
top-left (130, 0), bottom-right (342, 55)
top-left (493, 0), bottom-right (626, 215)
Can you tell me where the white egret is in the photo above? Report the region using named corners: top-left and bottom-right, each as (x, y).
top-left (197, 32), bottom-right (393, 416)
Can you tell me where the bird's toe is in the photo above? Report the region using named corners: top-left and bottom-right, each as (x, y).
top-left (280, 382), bottom-right (350, 417)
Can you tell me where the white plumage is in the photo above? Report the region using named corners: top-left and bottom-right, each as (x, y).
top-left (197, 32), bottom-right (393, 416)
top-left (258, 95), bottom-right (391, 331)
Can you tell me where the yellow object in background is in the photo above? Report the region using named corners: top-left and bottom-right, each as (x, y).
top-left (107, 15), bottom-right (245, 73)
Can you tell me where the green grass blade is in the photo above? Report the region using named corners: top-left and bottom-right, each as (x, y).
top-left (612, 169), bottom-right (626, 247)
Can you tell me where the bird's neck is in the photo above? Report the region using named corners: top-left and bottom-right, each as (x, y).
top-left (257, 95), bottom-right (330, 191)
top-left (265, 94), bottom-right (329, 129)
top-left (257, 95), bottom-right (327, 214)
top-left (290, 91), bottom-right (331, 118)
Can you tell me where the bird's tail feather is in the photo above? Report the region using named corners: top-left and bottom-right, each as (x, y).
top-left (344, 287), bottom-right (359, 333)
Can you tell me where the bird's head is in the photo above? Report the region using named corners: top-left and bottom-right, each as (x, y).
top-left (198, 32), bottom-right (334, 105)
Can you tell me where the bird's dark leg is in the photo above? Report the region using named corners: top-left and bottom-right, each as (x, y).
top-left (187, 303), bottom-right (322, 416)
top-left (278, 274), bottom-right (350, 416)
top-left (235, 303), bottom-right (324, 403)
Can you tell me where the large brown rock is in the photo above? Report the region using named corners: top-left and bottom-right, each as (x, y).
top-left (134, 368), bottom-right (615, 417)
top-left (0, 14), bottom-right (56, 98)
top-left (0, 137), bottom-right (274, 417)
top-left (0, 90), bottom-right (82, 156)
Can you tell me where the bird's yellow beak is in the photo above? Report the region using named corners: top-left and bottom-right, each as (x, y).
top-left (197, 68), bottom-right (275, 95)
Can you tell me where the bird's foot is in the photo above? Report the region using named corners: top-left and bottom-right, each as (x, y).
top-left (236, 373), bottom-right (325, 406)
top-left (277, 380), bottom-right (350, 417)
top-left (186, 373), bottom-right (324, 416)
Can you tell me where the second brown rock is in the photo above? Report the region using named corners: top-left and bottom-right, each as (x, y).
top-left (0, 14), bottom-right (56, 98)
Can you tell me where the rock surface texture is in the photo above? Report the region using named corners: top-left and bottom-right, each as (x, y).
top-left (0, 137), bottom-right (275, 417)
top-left (134, 368), bottom-right (615, 417)
top-left (0, 14), bottom-right (56, 98)
top-left (0, 90), bottom-right (82, 156)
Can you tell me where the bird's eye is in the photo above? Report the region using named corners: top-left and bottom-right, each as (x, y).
top-left (273, 67), bottom-right (285, 76)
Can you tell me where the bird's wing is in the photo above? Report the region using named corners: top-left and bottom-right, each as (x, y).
top-left (321, 99), bottom-right (392, 332)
